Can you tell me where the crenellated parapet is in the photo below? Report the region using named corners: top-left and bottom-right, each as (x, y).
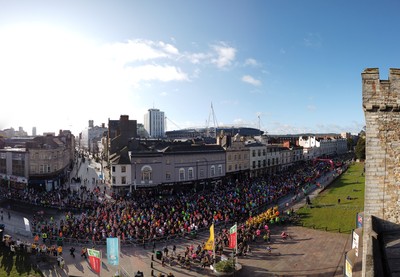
top-left (362, 68), bottom-right (400, 276)
top-left (362, 68), bottom-right (400, 112)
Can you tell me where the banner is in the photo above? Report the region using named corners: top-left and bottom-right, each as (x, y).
top-left (88, 248), bottom-right (101, 274)
top-left (356, 212), bottom-right (363, 228)
top-left (352, 231), bottom-right (359, 257)
top-left (204, 223), bottom-right (214, 250)
top-left (23, 217), bottom-right (30, 232)
top-left (107, 237), bottom-right (120, 265)
top-left (229, 224), bottom-right (237, 249)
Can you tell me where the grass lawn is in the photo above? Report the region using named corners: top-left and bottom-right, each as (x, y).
top-left (297, 162), bottom-right (365, 234)
top-left (0, 245), bottom-right (42, 277)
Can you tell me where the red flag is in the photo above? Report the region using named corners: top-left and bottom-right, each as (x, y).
top-left (229, 224), bottom-right (237, 249)
top-left (88, 248), bottom-right (101, 274)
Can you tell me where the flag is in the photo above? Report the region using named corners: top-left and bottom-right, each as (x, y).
top-left (106, 237), bottom-right (120, 265)
top-left (229, 224), bottom-right (237, 249)
top-left (23, 217), bottom-right (30, 232)
top-left (204, 223), bottom-right (214, 250)
top-left (88, 248), bottom-right (101, 274)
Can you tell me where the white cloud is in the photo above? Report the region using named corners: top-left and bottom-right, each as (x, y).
top-left (244, 58), bottom-right (259, 67)
top-left (126, 64), bottom-right (189, 83)
top-left (307, 105), bottom-right (316, 111)
top-left (269, 122), bottom-right (314, 135)
top-left (102, 39), bottom-right (171, 65)
top-left (158, 41), bottom-right (179, 55)
top-left (160, 91), bottom-right (168, 96)
top-left (242, 75), bottom-right (261, 86)
top-left (187, 52), bottom-right (211, 64)
top-left (211, 43), bottom-right (236, 69)
top-left (303, 33), bottom-right (322, 48)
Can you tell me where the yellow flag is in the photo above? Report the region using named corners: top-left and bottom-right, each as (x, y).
top-left (204, 223), bottom-right (214, 250)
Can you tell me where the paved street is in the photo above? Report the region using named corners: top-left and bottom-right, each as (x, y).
top-left (0, 161), bottom-right (362, 277)
top-left (1, 206), bottom-right (361, 277)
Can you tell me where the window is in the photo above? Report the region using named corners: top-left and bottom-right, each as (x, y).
top-left (166, 159), bottom-right (170, 165)
top-left (121, 176), bottom-right (126, 184)
top-left (238, 154), bottom-right (241, 160)
top-left (141, 166), bottom-right (152, 181)
top-left (258, 149), bottom-right (261, 156)
top-left (228, 165), bottom-right (232, 171)
top-left (179, 168), bottom-right (185, 181)
top-left (228, 154), bottom-right (231, 161)
top-left (200, 169), bottom-right (205, 178)
top-left (39, 165), bottom-right (45, 173)
top-left (252, 150), bottom-right (256, 157)
top-left (252, 161), bottom-right (256, 169)
top-left (112, 166), bottom-right (116, 172)
top-left (121, 166), bottom-right (126, 173)
top-left (263, 149), bottom-right (266, 156)
top-left (166, 171), bottom-right (171, 180)
top-left (47, 165), bottom-right (51, 173)
top-left (30, 165), bottom-right (36, 173)
top-left (0, 159), bottom-right (6, 174)
top-left (210, 165), bottom-right (215, 177)
top-left (258, 160), bottom-right (261, 168)
top-left (188, 167), bottom-right (194, 179)
top-left (218, 165), bottom-right (222, 175)
top-left (112, 176), bottom-right (116, 184)
top-left (12, 160), bottom-right (25, 176)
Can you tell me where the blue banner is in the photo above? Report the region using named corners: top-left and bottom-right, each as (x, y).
top-left (106, 237), bottom-right (120, 265)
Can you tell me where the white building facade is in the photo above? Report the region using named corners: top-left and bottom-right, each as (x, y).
top-left (298, 135), bottom-right (348, 159)
top-left (144, 108), bottom-right (165, 138)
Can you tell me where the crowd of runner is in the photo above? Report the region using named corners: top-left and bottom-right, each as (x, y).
top-left (12, 157), bottom-right (345, 245)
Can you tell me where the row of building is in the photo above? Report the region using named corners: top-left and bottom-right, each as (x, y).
top-left (107, 134), bottom-right (348, 193)
top-left (101, 115), bottom-right (349, 192)
top-left (0, 130), bottom-right (75, 191)
top-left (0, 114), bottom-right (350, 192)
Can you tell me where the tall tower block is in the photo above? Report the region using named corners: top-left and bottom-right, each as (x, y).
top-left (362, 68), bottom-right (400, 276)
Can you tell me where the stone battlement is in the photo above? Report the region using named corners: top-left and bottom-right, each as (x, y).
top-left (362, 67), bottom-right (400, 276)
top-left (362, 68), bottom-right (400, 112)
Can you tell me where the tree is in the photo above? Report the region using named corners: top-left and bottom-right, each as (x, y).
top-left (214, 259), bottom-right (235, 273)
top-left (355, 136), bottom-right (365, 160)
top-left (347, 137), bottom-right (354, 151)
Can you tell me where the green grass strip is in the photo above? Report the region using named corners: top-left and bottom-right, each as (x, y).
top-left (297, 162), bottom-right (365, 234)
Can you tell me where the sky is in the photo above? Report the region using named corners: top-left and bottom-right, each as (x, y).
top-left (1, 0), bottom-right (399, 136)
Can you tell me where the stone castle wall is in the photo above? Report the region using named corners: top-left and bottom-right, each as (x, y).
top-left (362, 68), bottom-right (400, 276)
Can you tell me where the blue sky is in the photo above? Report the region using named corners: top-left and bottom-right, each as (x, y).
top-left (0, 0), bottom-right (398, 136)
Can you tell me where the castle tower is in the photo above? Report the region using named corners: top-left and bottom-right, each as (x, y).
top-left (362, 68), bottom-right (400, 276)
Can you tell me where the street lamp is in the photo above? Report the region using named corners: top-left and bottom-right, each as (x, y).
top-left (130, 161), bottom-right (137, 193)
top-left (134, 162), bottom-right (137, 191)
top-left (196, 160), bottom-right (199, 180)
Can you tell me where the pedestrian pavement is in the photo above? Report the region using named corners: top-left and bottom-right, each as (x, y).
top-left (0, 165), bottom-right (362, 276)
